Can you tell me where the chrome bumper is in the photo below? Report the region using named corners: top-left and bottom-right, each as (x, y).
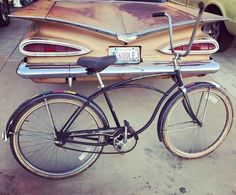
top-left (17, 60), bottom-right (220, 79)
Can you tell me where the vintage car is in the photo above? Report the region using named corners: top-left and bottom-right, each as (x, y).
top-left (9, 0), bottom-right (225, 84)
top-left (168, 0), bottom-right (236, 52)
top-left (0, 0), bottom-right (10, 27)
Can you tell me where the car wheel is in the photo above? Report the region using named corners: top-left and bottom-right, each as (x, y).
top-left (203, 21), bottom-right (234, 52)
top-left (20, 0), bottom-right (35, 6)
top-left (0, 0), bottom-right (10, 27)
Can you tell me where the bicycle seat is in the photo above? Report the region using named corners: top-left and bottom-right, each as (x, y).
top-left (77, 56), bottom-right (116, 74)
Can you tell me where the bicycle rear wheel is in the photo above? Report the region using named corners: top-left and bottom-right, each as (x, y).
top-left (10, 93), bottom-right (107, 179)
top-left (160, 83), bottom-right (233, 159)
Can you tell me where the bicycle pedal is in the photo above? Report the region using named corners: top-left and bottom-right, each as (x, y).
top-left (124, 120), bottom-right (139, 140)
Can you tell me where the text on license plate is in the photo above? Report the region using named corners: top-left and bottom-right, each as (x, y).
top-left (108, 47), bottom-right (141, 64)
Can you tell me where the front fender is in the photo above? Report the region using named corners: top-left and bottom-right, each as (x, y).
top-left (157, 81), bottom-right (220, 142)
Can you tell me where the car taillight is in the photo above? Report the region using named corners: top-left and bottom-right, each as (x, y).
top-left (19, 39), bottom-right (91, 57)
top-left (23, 44), bottom-right (80, 53)
top-left (160, 39), bottom-right (219, 55)
top-left (174, 43), bottom-right (216, 51)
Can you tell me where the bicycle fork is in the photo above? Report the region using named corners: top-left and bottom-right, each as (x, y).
top-left (173, 56), bottom-right (202, 127)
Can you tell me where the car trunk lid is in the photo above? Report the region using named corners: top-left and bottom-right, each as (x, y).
top-left (10, 0), bottom-right (226, 41)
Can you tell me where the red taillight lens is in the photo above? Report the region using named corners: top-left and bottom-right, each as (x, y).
top-left (174, 43), bottom-right (216, 51)
top-left (24, 44), bottom-right (80, 53)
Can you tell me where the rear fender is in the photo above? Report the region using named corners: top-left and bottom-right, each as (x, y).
top-left (3, 93), bottom-right (45, 141)
top-left (2, 91), bottom-right (109, 140)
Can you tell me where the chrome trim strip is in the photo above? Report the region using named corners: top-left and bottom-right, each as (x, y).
top-left (159, 38), bottom-right (219, 55)
top-left (46, 17), bottom-right (199, 42)
top-left (10, 16), bottom-right (225, 43)
top-left (46, 17), bottom-right (223, 43)
top-left (45, 17), bottom-right (226, 42)
top-left (19, 38), bottom-right (91, 57)
top-left (132, 20), bottom-right (197, 39)
top-left (117, 35), bottom-right (138, 42)
top-left (9, 15), bottom-right (47, 20)
top-left (17, 60), bottom-right (220, 79)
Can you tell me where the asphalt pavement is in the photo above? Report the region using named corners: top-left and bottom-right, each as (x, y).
top-left (0, 18), bottom-right (236, 195)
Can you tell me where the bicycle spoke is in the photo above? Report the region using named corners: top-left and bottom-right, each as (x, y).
top-left (23, 141), bottom-right (53, 159)
top-left (53, 146), bottom-right (58, 172)
top-left (44, 98), bottom-right (57, 137)
top-left (195, 91), bottom-right (205, 117)
top-left (19, 139), bottom-right (48, 144)
top-left (37, 145), bottom-right (55, 169)
top-left (167, 121), bottom-right (194, 128)
top-left (31, 110), bottom-right (52, 130)
top-left (166, 125), bottom-right (198, 133)
top-left (20, 133), bottom-right (54, 141)
top-left (199, 127), bottom-right (211, 147)
top-left (63, 105), bottom-right (81, 131)
top-left (62, 147), bottom-right (75, 170)
top-left (19, 139), bottom-right (52, 149)
top-left (201, 88), bottom-right (210, 123)
top-left (31, 144), bottom-right (56, 165)
top-left (20, 128), bottom-right (53, 135)
top-left (68, 112), bottom-right (95, 131)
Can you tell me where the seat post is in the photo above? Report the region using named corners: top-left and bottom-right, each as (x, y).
top-left (96, 71), bottom-right (121, 127)
top-left (95, 72), bottom-right (105, 88)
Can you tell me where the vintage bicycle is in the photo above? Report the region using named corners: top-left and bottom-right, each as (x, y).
top-left (2, 3), bottom-right (233, 179)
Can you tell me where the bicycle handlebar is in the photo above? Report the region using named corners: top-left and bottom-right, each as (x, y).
top-left (153, 2), bottom-right (205, 58)
top-left (152, 12), bottom-right (165, 17)
top-left (198, 2), bottom-right (205, 10)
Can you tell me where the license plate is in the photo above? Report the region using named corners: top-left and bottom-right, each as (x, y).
top-left (108, 47), bottom-right (141, 64)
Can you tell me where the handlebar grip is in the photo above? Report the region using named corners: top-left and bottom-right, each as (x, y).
top-left (152, 12), bottom-right (165, 18)
top-left (198, 2), bottom-right (205, 10)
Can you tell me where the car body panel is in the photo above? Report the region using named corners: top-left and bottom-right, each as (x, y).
top-left (22, 20), bottom-right (211, 63)
top-left (9, 0), bottom-right (225, 83)
top-left (169, 0), bottom-right (236, 35)
top-left (9, 0), bottom-right (55, 19)
top-left (10, 1), bottom-right (224, 37)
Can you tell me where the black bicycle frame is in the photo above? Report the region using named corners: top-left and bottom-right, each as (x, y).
top-left (59, 72), bottom-right (180, 137)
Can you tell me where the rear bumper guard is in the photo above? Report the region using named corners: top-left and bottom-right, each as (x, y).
top-left (17, 59), bottom-right (220, 79)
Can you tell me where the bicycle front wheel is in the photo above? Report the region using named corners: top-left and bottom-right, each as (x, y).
top-left (10, 93), bottom-right (107, 179)
top-left (160, 83), bottom-right (233, 159)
